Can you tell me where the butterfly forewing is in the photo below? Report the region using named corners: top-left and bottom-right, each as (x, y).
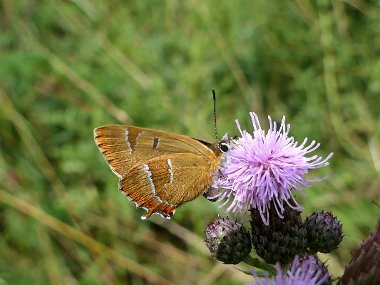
top-left (94, 126), bottom-right (215, 177)
top-left (94, 125), bottom-right (224, 219)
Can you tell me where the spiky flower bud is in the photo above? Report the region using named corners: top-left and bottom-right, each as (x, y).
top-left (204, 217), bottom-right (251, 264)
top-left (304, 211), bottom-right (343, 253)
top-left (339, 221), bottom-right (380, 285)
top-left (250, 204), bottom-right (307, 265)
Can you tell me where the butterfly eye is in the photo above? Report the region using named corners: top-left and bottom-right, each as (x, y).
top-left (219, 142), bottom-right (229, 153)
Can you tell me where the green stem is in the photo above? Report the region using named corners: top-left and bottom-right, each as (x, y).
top-left (243, 255), bottom-right (277, 276)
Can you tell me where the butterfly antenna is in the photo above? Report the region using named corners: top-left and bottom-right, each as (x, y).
top-left (212, 89), bottom-right (219, 140)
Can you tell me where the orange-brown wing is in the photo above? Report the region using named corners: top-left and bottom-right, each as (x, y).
top-left (94, 125), bottom-right (214, 177)
top-left (118, 153), bottom-right (221, 219)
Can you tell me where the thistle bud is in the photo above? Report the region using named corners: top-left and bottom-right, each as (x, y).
top-left (339, 221), bottom-right (380, 285)
top-left (250, 204), bottom-right (307, 265)
top-left (204, 217), bottom-right (252, 264)
top-left (304, 211), bottom-right (343, 253)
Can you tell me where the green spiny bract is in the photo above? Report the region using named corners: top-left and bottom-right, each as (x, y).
top-left (250, 204), bottom-right (307, 265)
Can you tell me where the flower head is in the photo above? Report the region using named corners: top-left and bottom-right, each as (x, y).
top-left (250, 255), bottom-right (330, 285)
top-left (214, 112), bottom-right (333, 225)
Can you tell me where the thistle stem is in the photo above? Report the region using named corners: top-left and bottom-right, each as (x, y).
top-left (243, 255), bottom-right (277, 276)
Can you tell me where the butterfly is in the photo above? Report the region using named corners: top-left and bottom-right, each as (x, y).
top-left (94, 125), bottom-right (229, 219)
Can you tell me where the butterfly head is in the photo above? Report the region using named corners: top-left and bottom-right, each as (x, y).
top-left (215, 134), bottom-right (237, 154)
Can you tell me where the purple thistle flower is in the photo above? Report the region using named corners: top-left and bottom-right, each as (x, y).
top-left (214, 112), bottom-right (333, 225)
top-left (249, 255), bottom-right (330, 285)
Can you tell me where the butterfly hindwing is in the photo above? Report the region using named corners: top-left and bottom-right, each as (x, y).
top-left (118, 153), bottom-right (221, 219)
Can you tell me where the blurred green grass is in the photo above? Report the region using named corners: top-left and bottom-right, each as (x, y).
top-left (0, 0), bottom-right (379, 284)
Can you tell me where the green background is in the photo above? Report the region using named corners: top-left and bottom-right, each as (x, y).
top-left (1, 1), bottom-right (379, 284)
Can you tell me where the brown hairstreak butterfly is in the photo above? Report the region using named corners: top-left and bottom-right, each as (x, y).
top-left (94, 92), bottom-right (229, 219)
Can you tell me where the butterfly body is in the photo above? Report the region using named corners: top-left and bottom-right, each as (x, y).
top-left (94, 125), bottom-right (226, 219)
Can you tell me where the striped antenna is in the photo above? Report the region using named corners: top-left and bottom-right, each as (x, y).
top-left (212, 89), bottom-right (218, 140)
